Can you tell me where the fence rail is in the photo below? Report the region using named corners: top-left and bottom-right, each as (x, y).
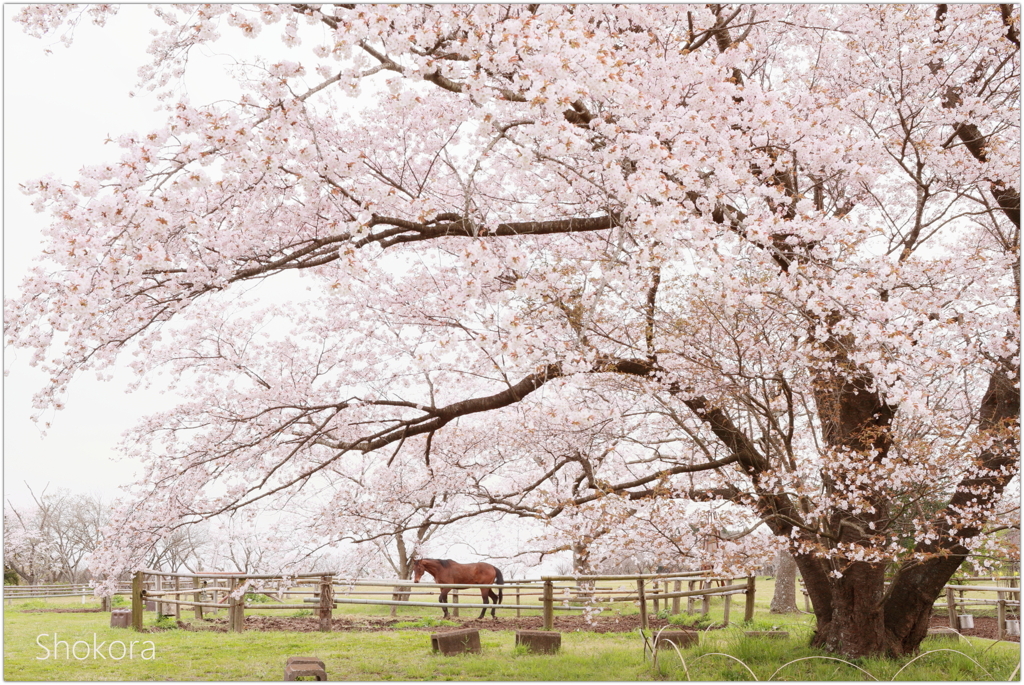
top-left (944, 583), bottom-right (1021, 641)
top-left (4, 583), bottom-right (133, 601)
top-left (117, 568), bottom-right (755, 633)
top-left (799, 576), bottom-right (1021, 641)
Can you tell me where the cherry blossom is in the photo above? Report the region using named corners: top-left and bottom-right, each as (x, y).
top-left (7, 4), bottom-right (1018, 658)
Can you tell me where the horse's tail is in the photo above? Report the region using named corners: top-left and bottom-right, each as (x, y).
top-left (494, 567), bottom-right (504, 605)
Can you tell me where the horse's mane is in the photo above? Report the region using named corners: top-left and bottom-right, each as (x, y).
top-left (418, 558), bottom-right (475, 569)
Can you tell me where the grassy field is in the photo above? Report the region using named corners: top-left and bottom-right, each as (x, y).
top-left (3, 583), bottom-right (1020, 681)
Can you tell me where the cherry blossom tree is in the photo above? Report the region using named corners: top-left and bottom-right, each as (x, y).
top-left (6, 5), bottom-right (1019, 657)
top-left (4, 486), bottom-right (110, 584)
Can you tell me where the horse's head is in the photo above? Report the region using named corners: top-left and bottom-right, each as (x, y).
top-left (411, 558), bottom-right (425, 583)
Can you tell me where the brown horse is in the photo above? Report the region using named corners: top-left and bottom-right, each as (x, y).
top-left (412, 558), bottom-right (504, 619)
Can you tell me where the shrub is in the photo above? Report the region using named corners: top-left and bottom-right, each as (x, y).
top-left (245, 592), bottom-right (274, 603)
top-left (154, 614), bottom-right (179, 629)
top-left (667, 612), bottom-right (713, 630)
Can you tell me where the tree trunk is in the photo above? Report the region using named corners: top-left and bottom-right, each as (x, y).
top-left (572, 541), bottom-right (593, 576)
top-left (882, 365), bottom-right (1019, 654)
top-left (796, 365), bottom-right (1019, 657)
top-left (804, 560), bottom-right (890, 657)
top-left (390, 534), bottom-right (410, 617)
top-left (769, 549), bottom-right (799, 614)
top-left (572, 538), bottom-right (600, 596)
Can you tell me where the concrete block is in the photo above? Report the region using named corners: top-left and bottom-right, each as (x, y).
top-left (431, 628), bottom-right (482, 655)
top-left (110, 609), bottom-right (131, 628)
top-left (515, 630), bottom-right (561, 654)
top-left (655, 630), bottom-right (698, 649)
top-left (926, 627), bottom-right (961, 642)
top-left (284, 656), bottom-right (327, 681)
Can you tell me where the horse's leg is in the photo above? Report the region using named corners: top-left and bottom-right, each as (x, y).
top-left (477, 589), bottom-right (489, 620)
top-left (487, 589), bottom-right (498, 619)
top-left (439, 589), bottom-right (450, 619)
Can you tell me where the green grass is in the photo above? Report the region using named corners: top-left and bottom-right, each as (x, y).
top-left (653, 623), bottom-right (1021, 681)
top-left (3, 609), bottom-right (650, 681)
top-left (5, 602), bottom-right (1020, 681)
top-left (4, 581), bottom-right (1019, 680)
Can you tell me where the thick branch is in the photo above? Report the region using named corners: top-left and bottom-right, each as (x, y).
top-left (367, 213), bottom-right (622, 246)
top-left (567, 454), bottom-right (741, 507)
top-left (882, 363), bottom-right (1019, 650)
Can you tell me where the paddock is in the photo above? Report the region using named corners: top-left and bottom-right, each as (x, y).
top-left (119, 568), bottom-right (757, 633)
top-left (8, 570), bottom-right (1017, 640)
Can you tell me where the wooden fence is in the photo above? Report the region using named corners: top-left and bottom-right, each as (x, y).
top-left (4, 582), bottom-right (133, 602)
top-left (799, 576), bottom-right (1021, 641)
top-left (943, 581), bottom-right (1021, 640)
top-left (127, 568), bottom-right (757, 633)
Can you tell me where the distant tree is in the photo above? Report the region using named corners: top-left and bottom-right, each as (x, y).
top-left (770, 549), bottom-right (800, 614)
top-left (4, 486), bottom-right (110, 583)
top-left (144, 526), bottom-right (210, 573)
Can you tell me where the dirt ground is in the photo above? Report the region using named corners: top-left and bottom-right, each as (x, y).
top-left (21, 608), bottom-right (106, 613)
top-left (929, 614), bottom-right (1020, 643)
top-left (25, 606), bottom-right (1019, 642)
top-left (181, 613), bottom-right (678, 634)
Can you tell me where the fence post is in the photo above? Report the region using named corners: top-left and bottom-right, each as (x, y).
top-left (672, 580), bottom-right (681, 615)
top-left (687, 579), bottom-right (696, 614)
top-left (652, 580), bottom-right (659, 615)
top-left (946, 587), bottom-right (957, 629)
top-left (997, 597), bottom-right (1006, 640)
top-left (163, 575), bottom-right (171, 616)
top-left (174, 576), bottom-right (181, 619)
top-left (744, 575), bottom-right (755, 623)
top-left (723, 591), bottom-right (732, 625)
top-left (542, 579), bottom-right (554, 630)
top-left (194, 577), bottom-right (203, 620)
top-left (237, 587), bottom-right (247, 632)
top-left (163, 576), bottom-right (170, 615)
top-left (701, 578), bottom-right (711, 615)
top-left (319, 575), bottom-right (333, 632)
top-left (228, 578), bottom-right (245, 632)
top-left (452, 588), bottom-right (459, 618)
top-left (516, 585), bottom-right (521, 618)
top-left (228, 579), bottom-right (237, 631)
top-left (132, 571), bottom-right (144, 631)
top-left (637, 579), bottom-right (648, 630)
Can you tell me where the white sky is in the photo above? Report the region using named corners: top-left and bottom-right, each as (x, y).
top-left (3, 7), bottom-right (251, 508)
top-left (1, 8), bottom-right (567, 575)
